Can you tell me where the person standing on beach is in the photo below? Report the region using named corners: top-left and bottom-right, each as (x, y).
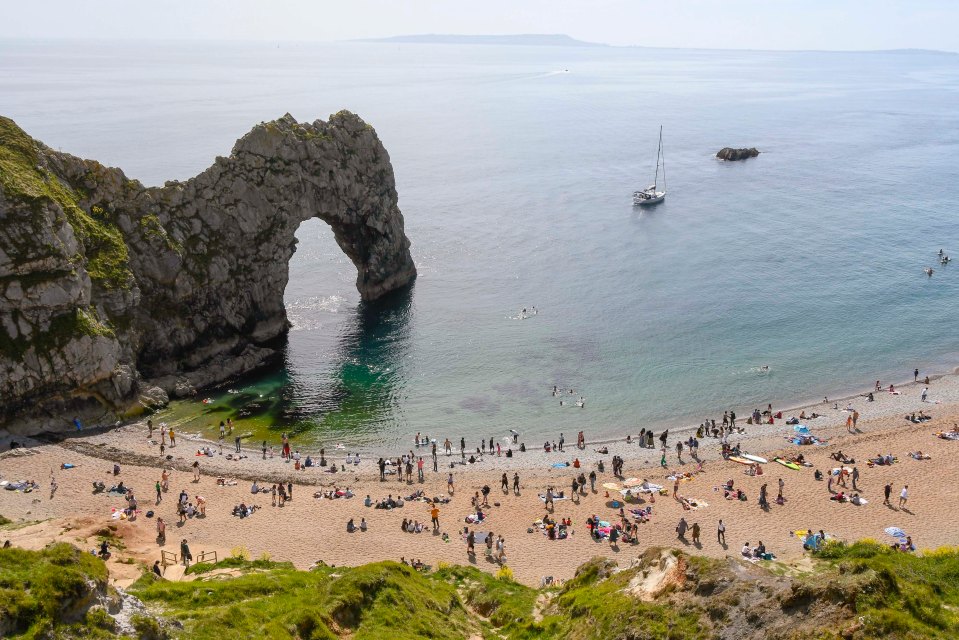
top-left (921, 387), bottom-right (928, 402)
top-left (169, 428), bottom-right (176, 447)
top-left (676, 517), bottom-right (688, 540)
top-left (180, 539), bottom-right (191, 568)
top-left (430, 505), bottom-right (440, 532)
top-left (262, 441), bottom-right (267, 459)
top-left (729, 411), bottom-right (736, 428)
top-left (852, 410), bottom-right (859, 430)
top-left (914, 368), bottom-right (919, 382)
top-left (234, 435), bottom-right (240, 453)
top-left (884, 483), bottom-right (892, 506)
top-left (466, 530), bottom-right (475, 557)
top-left (447, 472), bottom-right (455, 495)
top-left (148, 419), bottom-right (154, 439)
top-left (559, 433), bottom-right (565, 452)
top-left (155, 480), bottom-right (162, 505)
top-left (589, 469), bottom-right (596, 492)
top-left (417, 457), bottom-right (424, 482)
top-left (899, 485), bottom-right (909, 509)
top-left (513, 472), bottom-right (520, 495)
top-left (717, 519), bottom-right (726, 545)
top-left (851, 467), bottom-right (860, 491)
top-left (192, 461), bottom-right (200, 482)
top-left (691, 522), bottom-right (701, 545)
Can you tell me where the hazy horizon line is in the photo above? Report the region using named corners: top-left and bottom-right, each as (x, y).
top-left (1, 35), bottom-right (955, 56)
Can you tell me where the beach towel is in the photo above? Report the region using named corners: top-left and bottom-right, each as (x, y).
top-left (884, 526), bottom-right (907, 541)
top-left (539, 494), bottom-right (569, 503)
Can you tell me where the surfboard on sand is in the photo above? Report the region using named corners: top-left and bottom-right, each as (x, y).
top-left (774, 457), bottom-right (801, 470)
top-left (728, 456), bottom-right (753, 465)
top-left (743, 454), bottom-right (768, 464)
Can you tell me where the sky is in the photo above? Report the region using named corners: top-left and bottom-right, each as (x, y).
top-left (1, 0), bottom-right (955, 53)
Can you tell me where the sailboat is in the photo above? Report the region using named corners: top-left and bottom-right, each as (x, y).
top-left (633, 126), bottom-right (666, 206)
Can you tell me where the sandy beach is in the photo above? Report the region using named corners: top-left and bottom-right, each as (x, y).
top-left (2, 372), bottom-right (958, 587)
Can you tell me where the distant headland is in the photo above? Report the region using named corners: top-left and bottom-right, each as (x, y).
top-left (358, 34), bottom-right (606, 47)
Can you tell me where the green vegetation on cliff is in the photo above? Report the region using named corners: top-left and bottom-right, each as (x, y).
top-left (813, 540), bottom-right (959, 638)
top-left (5, 540), bottom-right (959, 639)
top-left (0, 116), bottom-right (132, 290)
top-left (0, 306), bottom-right (115, 361)
top-left (0, 543), bottom-right (114, 639)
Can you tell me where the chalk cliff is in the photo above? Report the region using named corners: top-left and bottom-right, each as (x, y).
top-left (0, 112), bottom-right (415, 429)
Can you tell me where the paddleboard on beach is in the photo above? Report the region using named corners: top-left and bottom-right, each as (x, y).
top-left (728, 456), bottom-right (753, 465)
top-left (743, 454), bottom-right (768, 464)
top-left (774, 458), bottom-right (801, 470)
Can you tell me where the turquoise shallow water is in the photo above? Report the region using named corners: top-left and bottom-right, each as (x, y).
top-left (3, 41), bottom-right (959, 448)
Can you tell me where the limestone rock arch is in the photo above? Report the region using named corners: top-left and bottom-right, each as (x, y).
top-left (0, 112), bottom-right (415, 426)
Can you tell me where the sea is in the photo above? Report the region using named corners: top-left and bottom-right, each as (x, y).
top-left (2, 40), bottom-right (958, 450)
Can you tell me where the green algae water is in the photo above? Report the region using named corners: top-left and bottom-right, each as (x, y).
top-left (3, 41), bottom-right (959, 449)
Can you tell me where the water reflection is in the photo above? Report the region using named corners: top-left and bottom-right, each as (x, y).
top-left (280, 283), bottom-right (415, 443)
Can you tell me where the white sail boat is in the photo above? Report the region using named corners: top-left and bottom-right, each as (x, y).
top-left (633, 126), bottom-right (666, 206)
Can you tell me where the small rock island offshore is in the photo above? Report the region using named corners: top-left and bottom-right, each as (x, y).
top-left (0, 113), bottom-right (416, 431)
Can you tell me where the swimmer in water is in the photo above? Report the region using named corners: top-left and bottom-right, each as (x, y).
top-left (760, 365), bottom-right (769, 372)
top-left (552, 385), bottom-right (558, 396)
top-left (577, 397), bottom-right (585, 408)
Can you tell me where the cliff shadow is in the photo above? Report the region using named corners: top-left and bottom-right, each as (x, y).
top-left (261, 282), bottom-right (417, 441)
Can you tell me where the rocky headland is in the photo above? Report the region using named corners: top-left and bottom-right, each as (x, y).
top-left (716, 147), bottom-right (760, 161)
top-left (0, 113), bottom-right (415, 432)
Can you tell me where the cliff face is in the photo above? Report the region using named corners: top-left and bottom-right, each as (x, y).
top-left (0, 112), bottom-right (415, 430)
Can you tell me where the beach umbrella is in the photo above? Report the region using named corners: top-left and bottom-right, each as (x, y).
top-left (602, 482), bottom-right (621, 491)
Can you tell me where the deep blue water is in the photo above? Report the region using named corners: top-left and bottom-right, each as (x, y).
top-left (3, 40), bottom-right (958, 447)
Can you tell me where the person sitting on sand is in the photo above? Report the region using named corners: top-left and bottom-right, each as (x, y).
top-left (347, 518), bottom-right (356, 532)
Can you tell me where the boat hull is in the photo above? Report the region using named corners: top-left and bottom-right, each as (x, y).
top-left (633, 191), bottom-right (665, 206)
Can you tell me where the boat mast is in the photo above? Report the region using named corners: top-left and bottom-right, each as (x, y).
top-left (653, 125), bottom-right (662, 191)
top-left (659, 126), bottom-right (666, 193)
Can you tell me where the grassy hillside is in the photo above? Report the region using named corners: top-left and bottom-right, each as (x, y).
top-left (3, 542), bottom-right (959, 639)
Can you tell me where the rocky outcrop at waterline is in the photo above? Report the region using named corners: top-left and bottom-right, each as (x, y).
top-left (0, 112), bottom-right (415, 430)
top-left (716, 147), bottom-right (760, 161)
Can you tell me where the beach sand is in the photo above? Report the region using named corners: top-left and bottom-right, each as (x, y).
top-left (2, 374), bottom-right (958, 587)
